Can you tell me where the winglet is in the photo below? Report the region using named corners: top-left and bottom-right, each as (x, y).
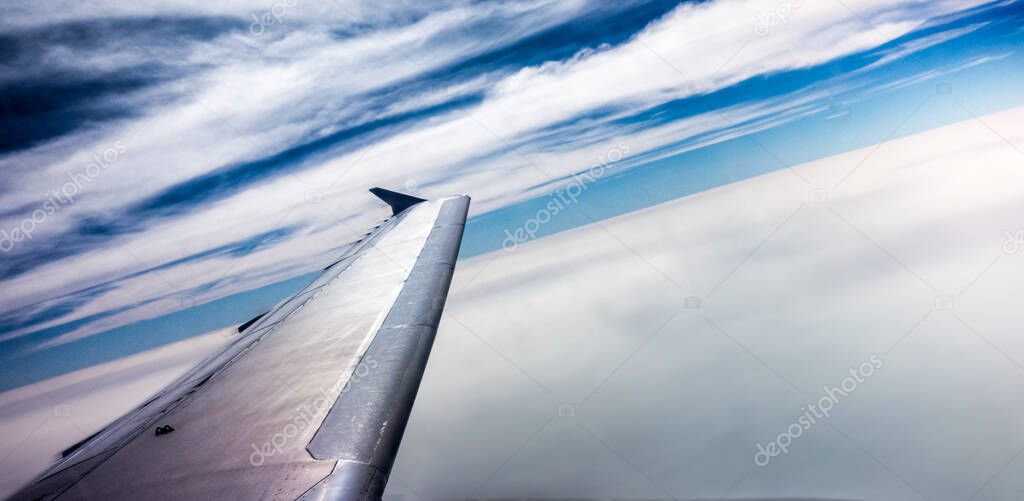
top-left (370, 187), bottom-right (427, 215)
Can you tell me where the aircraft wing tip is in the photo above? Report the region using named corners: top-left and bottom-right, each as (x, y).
top-left (369, 187), bottom-right (427, 215)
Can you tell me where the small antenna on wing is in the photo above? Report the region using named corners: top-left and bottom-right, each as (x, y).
top-left (370, 187), bottom-right (426, 215)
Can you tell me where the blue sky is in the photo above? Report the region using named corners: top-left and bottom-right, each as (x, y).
top-left (1, 0), bottom-right (1022, 391)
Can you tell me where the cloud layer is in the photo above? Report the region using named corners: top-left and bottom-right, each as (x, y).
top-left (394, 104), bottom-right (1024, 500)
top-left (0, 0), bottom-right (1018, 363)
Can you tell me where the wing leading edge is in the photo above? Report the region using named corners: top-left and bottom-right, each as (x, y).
top-left (13, 190), bottom-right (470, 501)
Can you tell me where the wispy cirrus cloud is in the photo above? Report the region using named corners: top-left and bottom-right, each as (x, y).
top-left (0, 0), bottom-right (1019, 362)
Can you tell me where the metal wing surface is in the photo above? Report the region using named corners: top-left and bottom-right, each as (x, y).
top-left (12, 189), bottom-right (470, 501)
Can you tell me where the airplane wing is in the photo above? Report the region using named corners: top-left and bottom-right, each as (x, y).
top-left (13, 189), bottom-right (470, 501)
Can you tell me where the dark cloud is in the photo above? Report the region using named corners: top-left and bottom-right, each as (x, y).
top-left (0, 225), bottom-right (303, 348)
top-left (410, 0), bottom-right (685, 89)
top-left (0, 282), bottom-right (116, 338)
top-left (0, 70), bottom-right (157, 153)
top-left (0, 16), bottom-right (244, 64)
top-left (0, 16), bottom-right (245, 153)
top-left (133, 93), bottom-right (485, 216)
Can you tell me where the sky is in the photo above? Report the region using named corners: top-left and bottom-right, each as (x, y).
top-left (2, 0), bottom-right (1024, 499)
top-left (0, 0), bottom-right (1022, 397)
top-left (394, 106), bottom-right (1024, 499)
top-left (5, 104), bottom-right (1024, 499)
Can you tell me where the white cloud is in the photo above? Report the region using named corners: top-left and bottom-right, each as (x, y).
top-left (396, 105), bottom-right (1024, 499)
top-left (0, 0), bottom-right (1000, 347)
